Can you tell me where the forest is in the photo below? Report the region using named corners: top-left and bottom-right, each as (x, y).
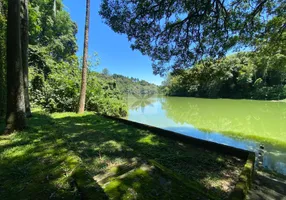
top-left (161, 48), bottom-right (286, 100)
top-left (157, 8), bottom-right (286, 100)
top-left (99, 71), bottom-right (159, 96)
top-left (0, 0), bottom-right (159, 121)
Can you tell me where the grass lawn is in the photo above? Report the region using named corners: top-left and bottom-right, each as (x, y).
top-left (0, 110), bottom-right (245, 199)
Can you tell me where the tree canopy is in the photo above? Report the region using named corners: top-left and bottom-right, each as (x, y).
top-left (100, 0), bottom-right (286, 75)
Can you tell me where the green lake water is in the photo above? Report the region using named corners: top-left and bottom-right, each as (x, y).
top-left (126, 96), bottom-right (286, 175)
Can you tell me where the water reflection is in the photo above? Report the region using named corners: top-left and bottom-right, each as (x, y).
top-left (126, 97), bottom-right (286, 175)
top-left (161, 97), bottom-right (286, 139)
top-left (127, 94), bottom-right (157, 114)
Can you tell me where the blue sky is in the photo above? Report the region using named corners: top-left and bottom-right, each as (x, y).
top-left (62, 0), bottom-right (164, 85)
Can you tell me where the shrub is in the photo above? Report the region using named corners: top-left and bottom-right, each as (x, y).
top-left (30, 63), bottom-right (128, 117)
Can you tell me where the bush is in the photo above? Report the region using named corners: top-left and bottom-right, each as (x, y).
top-left (30, 63), bottom-right (128, 117)
top-left (87, 97), bottom-right (127, 117)
top-left (251, 85), bottom-right (286, 100)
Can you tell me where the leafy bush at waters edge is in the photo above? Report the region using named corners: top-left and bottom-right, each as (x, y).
top-left (163, 52), bottom-right (286, 100)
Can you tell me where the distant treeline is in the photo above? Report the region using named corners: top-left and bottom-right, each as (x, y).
top-left (97, 72), bottom-right (159, 96)
top-left (161, 50), bottom-right (286, 100)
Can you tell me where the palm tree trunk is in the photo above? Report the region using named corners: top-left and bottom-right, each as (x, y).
top-left (21, 0), bottom-right (31, 117)
top-left (5, 0), bottom-right (26, 134)
top-left (53, 0), bottom-right (57, 18)
top-left (78, 0), bottom-right (90, 114)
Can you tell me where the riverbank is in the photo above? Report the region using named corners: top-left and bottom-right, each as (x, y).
top-left (271, 99), bottom-right (286, 103)
top-left (0, 110), bottom-right (245, 199)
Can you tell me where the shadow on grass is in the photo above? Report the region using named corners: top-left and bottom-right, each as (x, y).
top-left (0, 112), bottom-right (107, 200)
top-left (0, 111), bottom-right (244, 199)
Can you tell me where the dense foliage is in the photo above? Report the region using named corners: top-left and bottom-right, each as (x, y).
top-left (0, 0), bottom-right (128, 118)
top-left (30, 63), bottom-right (127, 117)
top-left (28, 0), bottom-right (127, 117)
top-left (163, 48), bottom-right (286, 100)
top-left (100, 0), bottom-right (285, 75)
top-left (100, 73), bottom-right (159, 95)
top-left (29, 0), bottom-right (78, 63)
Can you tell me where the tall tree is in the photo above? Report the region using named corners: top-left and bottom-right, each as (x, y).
top-left (21, 0), bottom-right (31, 117)
top-left (53, 0), bottom-right (57, 17)
top-left (78, 0), bottom-right (90, 114)
top-left (0, 0), bottom-right (7, 120)
top-left (102, 68), bottom-right (110, 76)
top-left (100, 0), bottom-right (285, 76)
top-left (5, 0), bottom-right (26, 133)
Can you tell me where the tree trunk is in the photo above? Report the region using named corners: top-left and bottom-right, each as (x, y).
top-left (78, 0), bottom-right (90, 114)
top-left (5, 0), bottom-right (26, 134)
top-left (0, 1), bottom-right (7, 121)
top-left (21, 0), bottom-right (31, 118)
top-left (53, 0), bottom-right (57, 18)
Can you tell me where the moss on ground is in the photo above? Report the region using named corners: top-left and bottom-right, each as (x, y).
top-left (0, 110), bottom-right (244, 199)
